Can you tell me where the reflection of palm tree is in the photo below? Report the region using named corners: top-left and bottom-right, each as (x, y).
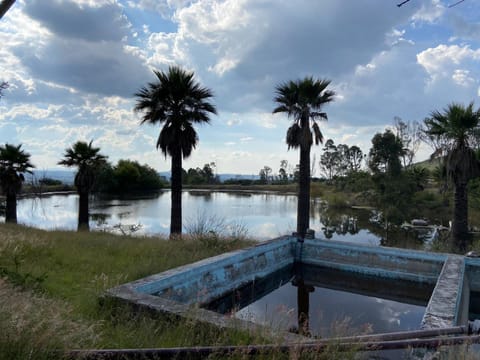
top-left (0, 144), bottom-right (34, 223)
top-left (58, 141), bottom-right (107, 231)
top-left (273, 78), bottom-right (335, 239)
top-left (424, 102), bottom-right (480, 247)
top-left (292, 277), bottom-right (314, 336)
top-left (135, 66), bottom-right (217, 236)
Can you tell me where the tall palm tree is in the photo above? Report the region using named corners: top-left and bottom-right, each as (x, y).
top-left (273, 77), bottom-right (335, 239)
top-left (134, 66), bottom-right (216, 236)
top-left (58, 141), bottom-right (107, 231)
top-left (0, 143), bottom-right (34, 223)
top-left (424, 102), bottom-right (480, 247)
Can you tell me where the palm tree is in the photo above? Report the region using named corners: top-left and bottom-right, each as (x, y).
top-left (0, 143), bottom-right (34, 223)
top-left (58, 141), bottom-right (107, 231)
top-left (424, 102), bottom-right (480, 247)
top-left (0, 0), bottom-right (16, 20)
top-left (273, 77), bottom-right (335, 239)
top-left (134, 66), bottom-right (217, 236)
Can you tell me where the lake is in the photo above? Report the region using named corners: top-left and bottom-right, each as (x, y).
top-left (8, 190), bottom-right (437, 248)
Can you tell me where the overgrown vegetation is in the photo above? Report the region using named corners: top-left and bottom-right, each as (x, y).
top-left (2, 224), bottom-right (480, 358)
top-left (0, 224), bottom-right (261, 354)
top-left (96, 159), bottom-right (167, 194)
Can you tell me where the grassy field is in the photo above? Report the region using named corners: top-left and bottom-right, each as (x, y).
top-left (2, 224), bottom-right (480, 359)
top-left (0, 224), bottom-right (279, 359)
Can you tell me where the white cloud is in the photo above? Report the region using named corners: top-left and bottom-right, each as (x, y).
top-left (226, 118), bottom-right (241, 126)
top-left (417, 44), bottom-right (480, 76)
top-left (240, 137), bottom-right (253, 142)
top-left (411, 0), bottom-right (444, 24)
top-left (416, 44), bottom-right (480, 94)
top-left (260, 114), bottom-right (277, 129)
top-left (3, 1), bottom-right (480, 173)
top-left (452, 69), bottom-right (475, 87)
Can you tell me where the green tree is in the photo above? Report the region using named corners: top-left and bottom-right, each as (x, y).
top-left (423, 102), bottom-right (480, 247)
top-left (393, 117), bottom-right (423, 168)
top-left (273, 77), bottom-right (335, 238)
top-left (346, 145), bottom-right (364, 173)
top-left (134, 66), bottom-right (217, 236)
top-left (368, 130), bottom-right (404, 176)
top-left (0, 144), bottom-right (34, 223)
top-left (278, 160), bottom-right (289, 183)
top-left (99, 159), bottom-right (164, 192)
top-left (368, 130), bottom-right (412, 230)
top-left (258, 165), bottom-right (272, 184)
top-left (319, 139), bottom-right (339, 181)
top-left (58, 141), bottom-right (107, 231)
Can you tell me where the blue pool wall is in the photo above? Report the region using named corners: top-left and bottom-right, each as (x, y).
top-left (108, 235), bottom-right (476, 337)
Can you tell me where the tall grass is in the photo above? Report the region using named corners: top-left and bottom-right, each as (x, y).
top-left (3, 224), bottom-right (477, 359)
top-left (0, 279), bottom-right (97, 360)
top-left (0, 223), bottom-right (257, 350)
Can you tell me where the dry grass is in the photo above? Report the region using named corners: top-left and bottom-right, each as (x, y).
top-left (0, 278), bottom-right (98, 360)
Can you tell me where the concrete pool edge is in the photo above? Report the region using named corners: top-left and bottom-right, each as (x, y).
top-left (107, 235), bottom-right (473, 339)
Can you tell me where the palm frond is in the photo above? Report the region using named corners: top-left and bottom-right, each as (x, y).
top-left (273, 76), bottom-right (335, 149)
top-left (286, 124), bottom-right (301, 149)
top-left (0, 143), bottom-right (34, 194)
top-left (58, 141), bottom-right (107, 192)
top-left (311, 122), bottom-right (324, 145)
top-left (135, 66), bottom-right (215, 159)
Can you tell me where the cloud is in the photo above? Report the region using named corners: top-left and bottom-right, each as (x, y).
top-left (411, 0), bottom-right (444, 23)
top-left (240, 137), bottom-right (253, 142)
top-left (143, 0), bottom-right (422, 113)
top-left (127, 0), bottom-right (192, 18)
top-left (12, 0), bottom-right (152, 97)
top-left (25, 0), bottom-right (130, 42)
top-left (417, 44), bottom-right (480, 78)
top-left (226, 118), bottom-right (241, 126)
top-left (3, 0), bottom-right (480, 174)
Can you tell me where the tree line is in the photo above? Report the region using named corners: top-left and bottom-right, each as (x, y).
top-left (1, 66), bottom-right (480, 249)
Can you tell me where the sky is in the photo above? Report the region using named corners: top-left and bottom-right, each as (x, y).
top-left (1, 0), bottom-right (480, 176)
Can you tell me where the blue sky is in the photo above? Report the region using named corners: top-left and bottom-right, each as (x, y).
top-left (1, 0), bottom-right (480, 176)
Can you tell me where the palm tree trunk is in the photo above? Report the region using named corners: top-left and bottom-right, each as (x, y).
top-left (452, 181), bottom-right (469, 247)
top-left (78, 191), bottom-right (90, 231)
top-left (297, 144), bottom-right (311, 239)
top-left (170, 147), bottom-right (182, 236)
top-left (5, 193), bottom-right (17, 223)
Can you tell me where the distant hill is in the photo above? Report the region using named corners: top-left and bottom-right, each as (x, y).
top-left (413, 157), bottom-right (443, 171)
top-left (26, 170), bottom-right (75, 185)
top-left (159, 172), bottom-right (258, 182)
top-left (25, 170), bottom-right (258, 185)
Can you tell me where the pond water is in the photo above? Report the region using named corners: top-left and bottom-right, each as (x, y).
top-left (205, 265), bottom-right (432, 338)
top-left (7, 190), bottom-right (438, 247)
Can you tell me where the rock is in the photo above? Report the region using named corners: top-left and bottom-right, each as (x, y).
top-left (412, 219), bottom-right (428, 226)
top-left (466, 251), bottom-right (480, 258)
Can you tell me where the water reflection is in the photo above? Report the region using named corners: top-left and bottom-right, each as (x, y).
top-left (4, 191), bottom-right (441, 246)
top-left (206, 265), bottom-right (431, 338)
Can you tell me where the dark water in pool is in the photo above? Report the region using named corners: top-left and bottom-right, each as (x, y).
top-left (204, 265), bottom-right (434, 338)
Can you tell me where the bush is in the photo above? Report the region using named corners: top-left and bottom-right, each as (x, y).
top-left (38, 177), bottom-right (63, 186)
top-left (96, 160), bottom-right (166, 193)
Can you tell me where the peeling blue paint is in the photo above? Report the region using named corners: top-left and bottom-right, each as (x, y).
top-left (107, 235), bottom-right (474, 337)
